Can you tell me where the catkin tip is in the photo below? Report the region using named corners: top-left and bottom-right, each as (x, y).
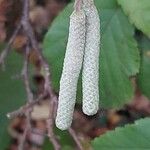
top-left (83, 105), bottom-right (99, 116)
top-left (55, 119), bottom-right (71, 130)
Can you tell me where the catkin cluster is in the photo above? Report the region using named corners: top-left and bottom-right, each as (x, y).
top-left (56, 0), bottom-right (100, 130)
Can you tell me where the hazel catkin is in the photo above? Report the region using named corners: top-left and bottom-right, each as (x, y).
top-left (82, 0), bottom-right (100, 115)
top-left (55, 9), bottom-right (86, 130)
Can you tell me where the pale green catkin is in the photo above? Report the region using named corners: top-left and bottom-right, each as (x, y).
top-left (56, 0), bottom-right (100, 130)
top-left (55, 9), bottom-right (86, 130)
top-left (82, 0), bottom-right (100, 115)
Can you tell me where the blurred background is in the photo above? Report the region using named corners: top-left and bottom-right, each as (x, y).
top-left (0, 0), bottom-right (150, 149)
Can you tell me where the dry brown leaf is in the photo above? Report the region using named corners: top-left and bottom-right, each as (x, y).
top-left (31, 101), bottom-right (50, 120)
top-left (12, 35), bottom-right (28, 50)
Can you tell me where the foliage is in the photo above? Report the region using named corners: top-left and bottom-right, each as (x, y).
top-left (43, 0), bottom-right (140, 108)
top-left (137, 36), bottom-right (150, 99)
top-left (118, 0), bottom-right (150, 38)
top-left (0, 49), bottom-right (26, 149)
top-left (92, 118), bottom-right (150, 150)
top-left (43, 0), bottom-right (150, 148)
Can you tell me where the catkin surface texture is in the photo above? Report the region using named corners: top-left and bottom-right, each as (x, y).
top-left (82, 0), bottom-right (100, 115)
top-left (55, 10), bottom-right (86, 130)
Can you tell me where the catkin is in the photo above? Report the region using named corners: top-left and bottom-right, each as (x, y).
top-left (82, 0), bottom-right (100, 115)
top-left (55, 10), bottom-right (86, 130)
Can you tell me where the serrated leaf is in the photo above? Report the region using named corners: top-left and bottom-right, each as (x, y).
top-left (92, 118), bottom-right (150, 150)
top-left (0, 49), bottom-right (26, 149)
top-left (117, 0), bottom-right (150, 37)
top-left (137, 36), bottom-right (150, 99)
top-left (43, 0), bottom-right (140, 108)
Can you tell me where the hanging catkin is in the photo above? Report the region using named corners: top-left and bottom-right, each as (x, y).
top-left (82, 0), bottom-right (100, 115)
top-left (55, 8), bottom-right (86, 130)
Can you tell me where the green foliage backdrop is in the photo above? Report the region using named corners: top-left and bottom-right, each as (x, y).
top-left (0, 50), bottom-right (25, 149)
top-left (43, 0), bottom-right (140, 108)
top-left (92, 118), bottom-right (150, 150)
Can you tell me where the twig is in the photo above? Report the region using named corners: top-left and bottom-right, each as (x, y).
top-left (0, 24), bottom-right (21, 68)
top-left (68, 128), bottom-right (83, 150)
top-left (18, 43), bottom-right (33, 150)
top-left (74, 0), bottom-right (83, 11)
top-left (47, 95), bottom-right (61, 150)
top-left (18, 112), bottom-right (30, 150)
top-left (20, 0), bottom-right (61, 149)
top-left (4, 0), bottom-right (61, 149)
top-left (7, 94), bottom-right (45, 119)
top-left (22, 43), bottom-right (33, 102)
top-left (18, 126), bottom-right (28, 150)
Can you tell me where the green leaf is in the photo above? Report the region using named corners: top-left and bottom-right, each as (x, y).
top-left (137, 36), bottom-right (150, 99)
top-left (117, 0), bottom-right (150, 37)
top-left (43, 0), bottom-right (140, 108)
top-left (0, 49), bottom-right (26, 149)
top-left (92, 118), bottom-right (150, 150)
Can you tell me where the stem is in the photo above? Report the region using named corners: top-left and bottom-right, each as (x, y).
top-left (69, 128), bottom-right (83, 150)
top-left (74, 0), bottom-right (82, 11)
top-left (0, 24), bottom-right (21, 68)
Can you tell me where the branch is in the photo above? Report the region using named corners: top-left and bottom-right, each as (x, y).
top-left (0, 24), bottom-right (21, 68)
top-left (7, 94), bottom-right (45, 119)
top-left (1, 0), bottom-right (72, 149)
top-left (18, 43), bottom-right (33, 150)
top-left (47, 95), bottom-right (61, 150)
top-left (18, 111), bottom-right (30, 150)
top-left (74, 0), bottom-right (83, 11)
top-left (20, 0), bottom-right (61, 149)
top-left (68, 128), bottom-right (83, 150)
top-left (21, 43), bottom-right (33, 103)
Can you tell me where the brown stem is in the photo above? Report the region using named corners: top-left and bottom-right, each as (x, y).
top-left (3, 0), bottom-right (63, 149)
top-left (74, 0), bottom-right (82, 11)
top-left (47, 95), bottom-right (61, 150)
top-left (68, 128), bottom-right (83, 150)
top-left (7, 94), bottom-right (45, 119)
top-left (20, 0), bottom-right (61, 149)
top-left (0, 24), bottom-right (21, 68)
top-left (18, 43), bottom-right (33, 150)
top-left (22, 43), bottom-right (33, 103)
